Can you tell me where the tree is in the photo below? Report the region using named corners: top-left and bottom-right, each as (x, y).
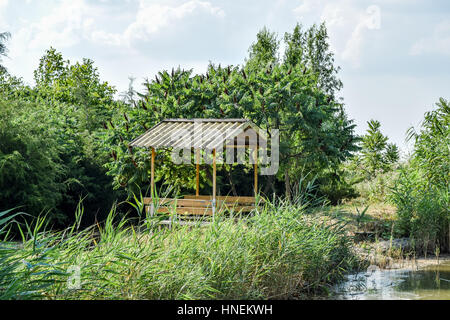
top-left (33, 48), bottom-right (67, 87)
top-left (247, 27), bottom-right (279, 69)
top-left (0, 32), bottom-right (10, 72)
top-left (103, 25), bottom-right (359, 203)
top-left (358, 119), bottom-right (399, 178)
top-left (34, 47), bottom-right (116, 132)
top-left (284, 23), bottom-right (343, 97)
top-left (385, 143), bottom-right (400, 164)
top-left (0, 95), bottom-right (65, 221)
top-left (1, 47), bottom-right (124, 225)
top-left (244, 24), bottom-right (357, 199)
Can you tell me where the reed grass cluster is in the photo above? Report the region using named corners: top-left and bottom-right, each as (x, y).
top-left (391, 98), bottom-right (449, 254)
top-left (0, 200), bottom-right (355, 300)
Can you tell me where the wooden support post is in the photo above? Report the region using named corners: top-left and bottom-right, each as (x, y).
top-left (254, 148), bottom-right (258, 197)
top-left (196, 149), bottom-right (200, 197)
top-left (212, 148), bottom-right (216, 217)
top-left (150, 147), bottom-right (155, 216)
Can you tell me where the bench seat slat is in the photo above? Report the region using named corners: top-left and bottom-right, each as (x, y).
top-left (184, 195), bottom-right (261, 204)
top-left (147, 206), bottom-right (213, 216)
top-left (144, 195), bottom-right (260, 216)
top-left (144, 198), bottom-right (213, 207)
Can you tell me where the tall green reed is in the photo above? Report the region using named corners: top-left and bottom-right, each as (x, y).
top-left (0, 196), bottom-right (355, 300)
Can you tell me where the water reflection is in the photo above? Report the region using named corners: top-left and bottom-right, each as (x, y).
top-left (333, 262), bottom-right (450, 300)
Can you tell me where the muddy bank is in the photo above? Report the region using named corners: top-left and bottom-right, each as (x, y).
top-left (386, 254), bottom-right (450, 270)
top-left (357, 249), bottom-right (450, 271)
top-left (353, 235), bottom-right (450, 271)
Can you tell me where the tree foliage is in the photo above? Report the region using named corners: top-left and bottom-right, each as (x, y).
top-left (0, 23), bottom-right (361, 224)
top-left (0, 32), bottom-right (10, 72)
top-left (284, 23), bottom-right (342, 97)
top-left (0, 49), bottom-right (121, 225)
top-left (103, 23), bottom-right (359, 202)
top-left (350, 119), bottom-right (399, 179)
top-left (406, 98), bottom-right (449, 187)
top-left (0, 96), bottom-right (64, 219)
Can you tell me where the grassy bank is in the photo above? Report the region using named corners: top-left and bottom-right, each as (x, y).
top-left (0, 200), bottom-right (356, 300)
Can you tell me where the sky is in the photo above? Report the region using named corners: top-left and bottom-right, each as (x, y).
top-left (1, 0), bottom-right (449, 153)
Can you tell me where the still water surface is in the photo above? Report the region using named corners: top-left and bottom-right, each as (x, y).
top-left (333, 261), bottom-right (450, 300)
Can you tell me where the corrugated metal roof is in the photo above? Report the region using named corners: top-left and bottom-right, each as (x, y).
top-left (130, 119), bottom-right (266, 150)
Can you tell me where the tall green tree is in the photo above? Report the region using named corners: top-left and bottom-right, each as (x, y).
top-left (244, 24), bottom-right (357, 199)
top-left (103, 24), bottom-right (359, 203)
top-left (358, 119), bottom-right (399, 178)
top-left (0, 95), bottom-right (65, 220)
top-left (34, 47), bottom-right (116, 132)
top-left (32, 48), bottom-right (121, 223)
top-left (247, 27), bottom-right (279, 68)
top-left (284, 23), bottom-right (342, 97)
top-left (0, 32), bottom-right (10, 72)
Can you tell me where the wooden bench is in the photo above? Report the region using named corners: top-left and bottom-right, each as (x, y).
top-left (144, 195), bottom-right (263, 216)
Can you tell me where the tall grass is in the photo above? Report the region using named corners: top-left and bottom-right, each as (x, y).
top-left (391, 98), bottom-right (449, 254)
top-left (0, 199), bottom-right (356, 300)
top-left (391, 167), bottom-right (449, 254)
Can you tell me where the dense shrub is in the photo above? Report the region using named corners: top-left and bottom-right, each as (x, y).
top-left (0, 55), bottom-right (123, 226)
top-left (0, 97), bottom-right (64, 220)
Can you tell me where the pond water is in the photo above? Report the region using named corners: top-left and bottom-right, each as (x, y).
top-left (332, 262), bottom-right (450, 300)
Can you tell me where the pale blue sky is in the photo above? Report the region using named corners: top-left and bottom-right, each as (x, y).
top-left (1, 0), bottom-right (449, 153)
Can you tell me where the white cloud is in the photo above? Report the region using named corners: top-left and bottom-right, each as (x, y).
top-left (8, 0), bottom-right (226, 51)
top-left (410, 20), bottom-right (450, 56)
top-left (17, 0), bottom-right (94, 50)
top-left (90, 0), bottom-right (225, 47)
top-left (293, 0), bottom-right (324, 18)
top-left (293, 0), bottom-right (381, 67)
top-left (3, 0), bottom-right (227, 86)
top-left (341, 5), bottom-right (381, 67)
top-left (3, 0), bottom-right (98, 85)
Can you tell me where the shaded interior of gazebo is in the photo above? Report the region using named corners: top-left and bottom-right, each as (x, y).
top-left (129, 119), bottom-right (266, 216)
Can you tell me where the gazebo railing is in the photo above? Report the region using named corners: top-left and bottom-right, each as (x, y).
top-left (143, 196), bottom-right (263, 216)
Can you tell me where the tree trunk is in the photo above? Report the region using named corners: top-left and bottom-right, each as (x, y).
top-left (285, 169), bottom-right (291, 202)
top-left (226, 165), bottom-right (238, 197)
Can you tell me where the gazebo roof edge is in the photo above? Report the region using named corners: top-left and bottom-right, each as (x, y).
top-left (162, 118), bottom-right (249, 122)
top-left (129, 118), bottom-right (266, 149)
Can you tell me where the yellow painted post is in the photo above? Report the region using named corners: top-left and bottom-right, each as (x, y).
top-left (150, 147), bottom-right (155, 216)
top-left (212, 148), bottom-right (216, 217)
top-left (196, 149), bottom-right (200, 197)
top-left (254, 148), bottom-right (258, 197)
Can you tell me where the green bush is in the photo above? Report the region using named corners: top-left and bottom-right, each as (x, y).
top-left (0, 57), bottom-right (122, 226)
top-left (0, 97), bottom-right (64, 220)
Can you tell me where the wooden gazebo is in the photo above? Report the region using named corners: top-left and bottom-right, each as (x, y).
top-left (129, 119), bottom-right (266, 216)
